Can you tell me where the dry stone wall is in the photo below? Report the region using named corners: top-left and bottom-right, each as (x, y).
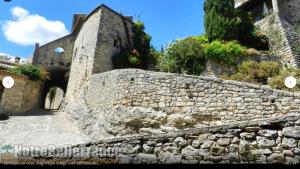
top-left (15, 115), bottom-right (300, 164)
top-left (0, 71), bottom-right (43, 115)
top-left (255, 14), bottom-right (300, 68)
top-left (63, 69), bottom-right (300, 140)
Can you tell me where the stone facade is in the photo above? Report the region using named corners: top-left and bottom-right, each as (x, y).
top-left (13, 115), bottom-right (300, 164)
top-left (63, 69), bottom-right (300, 140)
top-left (31, 4), bottom-right (135, 106)
top-left (65, 5), bottom-right (134, 102)
top-left (0, 71), bottom-right (43, 115)
top-left (235, 0), bottom-right (300, 68)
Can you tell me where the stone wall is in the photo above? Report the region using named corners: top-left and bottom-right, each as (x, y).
top-left (278, 0), bottom-right (300, 24)
top-left (255, 14), bottom-right (300, 68)
top-left (13, 115), bottom-right (300, 164)
top-left (32, 35), bottom-right (74, 69)
top-left (0, 71), bottom-right (43, 115)
top-left (64, 69), bottom-right (300, 140)
top-left (65, 6), bottom-right (134, 102)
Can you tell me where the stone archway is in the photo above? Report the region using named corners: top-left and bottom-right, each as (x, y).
top-left (0, 81), bottom-right (4, 104)
top-left (40, 66), bottom-right (69, 109)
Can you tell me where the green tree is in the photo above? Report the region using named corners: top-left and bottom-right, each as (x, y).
top-left (158, 36), bottom-right (207, 75)
top-left (8, 64), bottom-right (50, 81)
top-left (204, 0), bottom-right (238, 42)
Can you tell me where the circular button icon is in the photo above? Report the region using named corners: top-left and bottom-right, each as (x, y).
top-left (285, 76), bottom-right (297, 89)
top-left (2, 76), bottom-right (15, 89)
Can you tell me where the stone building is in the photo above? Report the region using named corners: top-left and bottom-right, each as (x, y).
top-left (32, 4), bottom-right (135, 107)
top-left (235, 0), bottom-right (300, 68)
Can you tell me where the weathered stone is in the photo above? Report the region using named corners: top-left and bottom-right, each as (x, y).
top-left (198, 149), bottom-right (209, 157)
top-left (285, 157), bottom-right (299, 165)
top-left (211, 146), bottom-right (225, 156)
top-left (143, 144), bottom-right (154, 154)
top-left (135, 153), bottom-right (157, 164)
top-left (282, 137), bottom-right (298, 148)
top-left (282, 126), bottom-right (300, 139)
top-left (174, 137), bottom-right (187, 148)
top-left (181, 146), bottom-right (199, 159)
top-left (223, 153), bottom-right (240, 162)
top-left (267, 153), bottom-right (284, 164)
top-left (231, 137), bottom-right (240, 144)
top-left (201, 141), bottom-right (214, 149)
top-left (217, 138), bottom-right (232, 147)
top-left (181, 160), bottom-right (198, 164)
top-left (251, 149), bottom-right (272, 156)
top-left (192, 140), bottom-right (201, 149)
top-left (258, 130), bottom-right (278, 138)
top-left (158, 151), bottom-right (181, 164)
top-left (294, 120), bottom-right (300, 126)
top-left (256, 136), bottom-right (276, 149)
top-left (292, 148), bottom-right (300, 156)
top-left (203, 156), bottom-right (223, 163)
top-left (227, 144), bottom-right (239, 153)
top-left (240, 132), bottom-right (256, 140)
top-left (283, 150), bottom-right (294, 157)
top-left (208, 135), bottom-right (217, 141)
top-left (198, 133), bottom-right (210, 144)
top-left (245, 127), bottom-right (262, 132)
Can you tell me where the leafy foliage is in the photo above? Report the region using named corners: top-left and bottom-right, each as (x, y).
top-left (222, 61), bottom-right (280, 84)
top-left (112, 21), bottom-right (156, 69)
top-left (158, 36), bottom-right (207, 75)
top-left (204, 40), bottom-right (246, 66)
top-left (8, 64), bottom-right (50, 81)
top-left (268, 68), bottom-right (300, 92)
top-left (204, 0), bottom-right (269, 50)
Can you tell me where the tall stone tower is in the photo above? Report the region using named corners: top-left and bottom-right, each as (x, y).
top-left (235, 0), bottom-right (300, 68)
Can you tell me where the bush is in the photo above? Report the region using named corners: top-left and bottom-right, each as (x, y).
top-left (225, 61), bottom-right (280, 84)
top-left (8, 64), bottom-right (50, 81)
top-left (158, 36), bottom-right (207, 75)
top-left (204, 40), bottom-right (246, 66)
top-left (112, 21), bottom-right (155, 69)
top-left (268, 68), bottom-right (300, 91)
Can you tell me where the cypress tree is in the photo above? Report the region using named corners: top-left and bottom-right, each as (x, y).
top-left (204, 0), bottom-right (239, 42)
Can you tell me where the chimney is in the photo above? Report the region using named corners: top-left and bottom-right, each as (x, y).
top-left (15, 57), bottom-right (21, 64)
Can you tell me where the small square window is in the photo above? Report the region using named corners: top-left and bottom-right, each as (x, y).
top-left (114, 40), bottom-right (120, 47)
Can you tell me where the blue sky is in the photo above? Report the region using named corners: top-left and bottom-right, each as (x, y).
top-left (0, 0), bottom-right (205, 59)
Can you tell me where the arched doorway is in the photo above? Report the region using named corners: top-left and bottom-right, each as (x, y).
top-left (0, 81), bottom-right (4, 104)
top-left (40, 66), bottom-right (69, 109)
top-left (45, 87), bottom-right (64, 110)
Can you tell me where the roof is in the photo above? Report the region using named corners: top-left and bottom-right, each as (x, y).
top-left (71, 4), bottom-right (134, 35)
top-left (0, 70), bottom-right (28, 80)
top-left (0, 60), bottom-right (17, 69)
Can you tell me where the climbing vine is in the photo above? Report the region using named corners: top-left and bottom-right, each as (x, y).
top-left (112, 21), bottom-right (155, 70)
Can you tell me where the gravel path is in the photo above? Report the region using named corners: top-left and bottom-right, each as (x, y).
top-left (0, 110), bottom-right (91, 147)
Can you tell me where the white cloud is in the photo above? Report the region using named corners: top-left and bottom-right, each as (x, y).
top-left (2, 6), bottom-right (69, 46)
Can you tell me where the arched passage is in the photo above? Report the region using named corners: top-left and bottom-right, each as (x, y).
top-left (45, 87), bottom-right (64, 110)
top-left (0, 81), bottom-right (4, 103)
top-left (40, 66), bottom-right (69, 109)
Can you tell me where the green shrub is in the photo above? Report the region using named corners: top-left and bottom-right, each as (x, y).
top-left (204, 40), bottom-right (246, 66)
top-left (8, 64), bottom-right (50, 81)
top-left (268, 68), bottom-right (300, 91)
top-left (112, 21), bottom-right (155, 69)
top-left (158, 36), bottom-right (207, 75)
top-left (225, 61), bottom-right (280, 84)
